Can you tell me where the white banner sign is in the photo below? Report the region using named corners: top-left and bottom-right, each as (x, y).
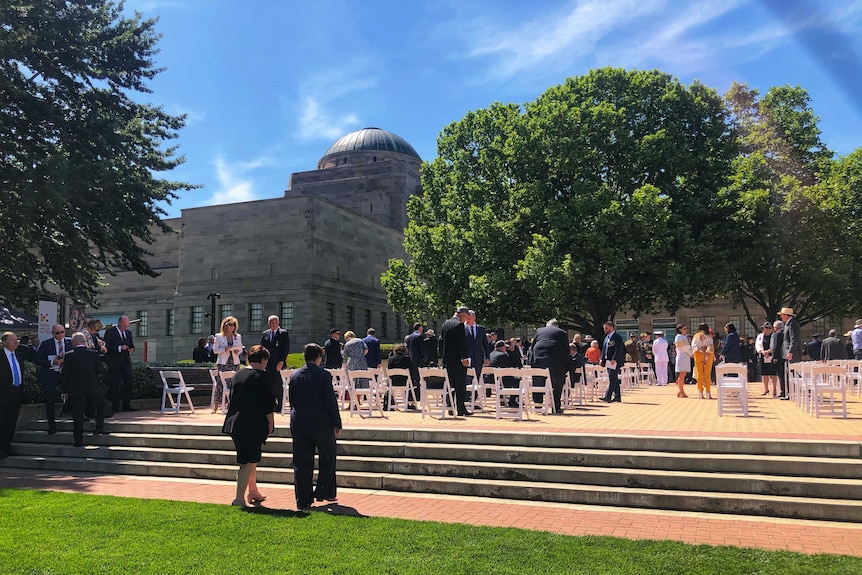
top-left (38, 300), bottom-right (58, 343)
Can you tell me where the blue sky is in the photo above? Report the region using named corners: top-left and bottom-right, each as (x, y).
top-left (124, 0), bottom-right (862, 218)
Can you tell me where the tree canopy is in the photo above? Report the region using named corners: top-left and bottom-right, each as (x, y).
top-left (383, 68), bottom-right (738, 338)
top-left (0, 0), bottom-right (195, 309)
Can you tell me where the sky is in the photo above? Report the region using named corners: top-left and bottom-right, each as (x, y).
top-left (122, 0), bottom-right (862, 219)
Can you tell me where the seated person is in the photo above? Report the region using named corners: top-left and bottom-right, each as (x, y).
top-left (488, 339), bottom-right (520, 406)
top-left (388, 344), bottom-right (418, 407)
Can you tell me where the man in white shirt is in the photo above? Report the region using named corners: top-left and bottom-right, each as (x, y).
top-left (1, 332), bottom-right (24, 457)
top-left (652, 331), bottom-right (669, 386)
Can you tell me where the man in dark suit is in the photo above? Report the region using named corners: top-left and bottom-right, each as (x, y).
top-left (103, 315), bottom-right (136, 412)
top-left (600, 320), bottom-right (626, 403)
top-left (60, 333), bottom-right (110, 447)
top-left (35, 324), bottom-right (73, 433)
top-left (405, 322), bottom-right (425, 404)
top-left (465, 310), bottom-right (490, 385)
top-left (362, 328), bottom-right (381, 369)
top-left (489, 339), bottom-right (520, 406)
top-left (779, 307), bottom-right (802, 400)
top-left (288, 343), bottom-right (343, 510)
top-left (440, 306), bottom-right (471, 416)
top-left (322, 329), bottom-right (342, 369)
top-left (422, 329), bottom-right (439, 367)
top-left (821, 329), bottom-right (845, 361)
top-left (261, 314), bottom-right (290, 411)
top-left (0, 331), bottom-right (24, 458)
top-left (531, 319), bottom-right (570, 413)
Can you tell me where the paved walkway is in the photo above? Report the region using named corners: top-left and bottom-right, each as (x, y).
top-left (3, 382), bottom-right (862, 557)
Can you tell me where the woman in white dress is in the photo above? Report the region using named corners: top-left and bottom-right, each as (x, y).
top-left (673, 324), bottom-right (691, 398)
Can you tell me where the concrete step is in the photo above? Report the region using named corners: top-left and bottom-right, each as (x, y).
top-left (7, 454), bottom-right (860, 522)
top-left (15, 429), bottom-right (862, 480)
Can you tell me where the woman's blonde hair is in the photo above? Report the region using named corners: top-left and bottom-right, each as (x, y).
top-left (219, 316), bottom-right (239, 336)
top-left (344, 330), bottom-right (355, 341)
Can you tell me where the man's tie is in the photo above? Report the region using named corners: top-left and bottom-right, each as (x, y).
top-left (57, 340), bottom-right (64, 358)
top-left (271, 330), bottom-right (275, 342)
top-left (119, 328), bottom-right (124, 342)
top-left (10, 353), bottom-right (21, 387)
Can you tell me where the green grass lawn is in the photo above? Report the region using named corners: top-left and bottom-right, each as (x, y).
top-left (0, 489), bottom-right (858, 574)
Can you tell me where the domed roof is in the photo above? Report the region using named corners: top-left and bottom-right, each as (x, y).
top-left (321, 127), bottom-right (420, 161)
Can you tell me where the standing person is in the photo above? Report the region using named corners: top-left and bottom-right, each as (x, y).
top-left (851, 319), bottom-right (862, 360)
top-left (341, 331), bottom-right (369, 388)
top-left (600, 321), bottom-right (626, 403)
top-left (652, 331), bottom-right (669, 386)
top-left (362, 328), bottom-right (381, 369)
top-left (226, 345), bottom-right (274, 507)
top-left (36, 324), bottom-right (73, 433)
top-left (440, 306), bottom-right (471, 416)
top-left (805, 334), bottom-right (822, 361)
top-left (213, 316), bottom-right (243, 413)
top-left (422, 329), bottom-right (439, 367)
top-left (17, 335), bottom-right (36, 364)
top-left (532, 319), bottom-right (570, 412)
top-left (261, 315), bottom-right (290, 412)
top-left (103, 316), bottom-right (136, 413)
top-left (741, 336), bottom-right (756, 382)
top-left (779, 307), bottom-right (802, 400)
top-left (637, 333), bottom-right (655, 378)
top-left (289, 343), bottom-right (342, 510)
top-left (821, 329), bottom-right (845, 362)
top-left (59, 333), bottom-right (110, 447)
top-left (673, 324), bottom-right (691, 398)
top-left (625, 334), bottom-right (640, 364)
top-left (771, 320), bottom-right (785, 400)
top-left (720, 323), bottom-right (741, 364)
top-left (756, 322), bottom-right (777, 395)
top-left (0, 332), bottom-right (24, 458)
top-left (323, 329), bottom-right (343, 369)
top-left (465, 311), bottom-right (490, 385)
top-left (405, 323), bottom-right (425, 401)
top-left (691, 323), bottom-right (714, 399)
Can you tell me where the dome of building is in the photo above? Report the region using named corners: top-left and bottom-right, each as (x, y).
top-left (320, 127), bottom-right (420, 162)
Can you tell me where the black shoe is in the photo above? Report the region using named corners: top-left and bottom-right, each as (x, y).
top-left (122, 405), bottom-right (138, 412)
top-left (599, 397), bottom-right (612, 403)
top-left (611, 398), bottom-right (622, 403)
top-left (407, 404), bottom-right (417, 410)
top-left (93, 429), bottom-right (110, 436)
top-left (780, 396), bottom-right (791, 401)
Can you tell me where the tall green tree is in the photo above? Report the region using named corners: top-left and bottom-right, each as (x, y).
top-left (383, 69), bottom-right (737, 338)
top-left (0, 0), bottom-right (195, 310)
top-left (723, 83), bottom-right (860, 326)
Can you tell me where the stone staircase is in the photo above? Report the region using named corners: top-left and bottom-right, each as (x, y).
top-left (4, 418), bottom-right (862, 522)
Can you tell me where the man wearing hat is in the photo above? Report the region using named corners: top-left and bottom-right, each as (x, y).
top-left (440, 306), bottom-right (471, 416)
top-left (852, 319), bottom-right (862, 360)
top-left (779, 307), bottom-right (801, 400)
top-left (805, 333), bottom-right (821, 361)
top-left (323, 329), bottom-right (343, 369)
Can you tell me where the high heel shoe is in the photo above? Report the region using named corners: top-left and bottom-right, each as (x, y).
top-left (699, 391), bottom-right (704, 399)
top-left (707, 392), bottom-right (713, 399)
top-left (677, 391), bottom-right (688, 398)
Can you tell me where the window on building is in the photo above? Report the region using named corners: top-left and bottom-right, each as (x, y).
top-left (190, 306), bottom-right (203, 334)
top-left (326, 303), bottom-right (335, 328)
top-left (219, 304), bottom-right (232, 324)
top-left (365, 309), bottom-right (372, 331)
top-left (346, 306), bottom-right (354, 332)
top-left (703, 316), bottom-right (716, 331)
top-left (280, 301), bottom-right (294, 330)
top-left (136, 310), bottom-right (148, 337)
top-left (810, 317), bottom-right (826, 338)
top-left (380, 312), bottom-right (388, 339)
top-left (166, 309), bottom-right (175, 336)
top-left (211, 267), bottom-right (216, 280)
top-left (249, 303), bottom-right (263, 332)
top-left (689, 317), bottom-right (701, 333)
top-left (651, 317), bottom-right (677, 330)
top-left (727, 315), bottom-right (743, 333)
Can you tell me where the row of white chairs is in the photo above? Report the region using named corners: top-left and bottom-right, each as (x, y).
top-left (787, 360), bottom-right (861, 419)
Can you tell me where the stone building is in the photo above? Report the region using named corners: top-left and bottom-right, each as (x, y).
top-left (86, 128), bottom-right (421, 363)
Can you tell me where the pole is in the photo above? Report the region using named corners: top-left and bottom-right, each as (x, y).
top-left (207, 293), bottom-right (220, 336)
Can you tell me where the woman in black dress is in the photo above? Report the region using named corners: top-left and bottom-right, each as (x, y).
top-left (755, 322), bottom-right (777, 396)
top-left (226, 345), bottom-right (274, 507)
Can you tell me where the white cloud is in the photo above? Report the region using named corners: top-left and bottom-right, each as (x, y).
top-left (207, 155), bottom-right (257, 206)
top-left (295, 62), bottom-right (376, 141)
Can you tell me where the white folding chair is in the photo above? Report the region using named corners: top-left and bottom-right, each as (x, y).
top-left (522, 367), bottom-right (554, 415)
top-left (418, 367), bottom-right (457, 419)
top-left (326, 368), bottom-right (350, 410)
top-left (715, 362), bottom-right (748, 417)
top-left (637, 363), bottom-right (655, 386)
top-left (562, 372), bottom-right (584, 408)
top-left (479, 367), bottom-right (498, 410)
top-left (384, 368), bottom-right (415, 411)
top-left (845, 360), bottom-right (862, 397)
top-left (493, 367), bottom-right (527, 420)
top-left (279, 368), bottom-right (293, 415)
top-left (810, 365), bottom-right (847, 419)
top-left (159, 370), bottom-right (195, 414)
top-left (208, 368), bottom-right (222, 412)
top-left (347, 369), bottom-right (385, 418)
top-left (465, 367), bottom-right (482, 412)
top-left (584, 365), bottom-right (605, 402)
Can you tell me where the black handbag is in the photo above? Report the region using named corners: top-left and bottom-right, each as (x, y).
top-left (221, 411), bottom-right (239, 434)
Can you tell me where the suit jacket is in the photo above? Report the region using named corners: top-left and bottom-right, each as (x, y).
top-left (362, 335), bottom-right (381, 368)
top-left (288, 362), bottom-right (342, 431)
top-left (782, 317), bottom-right (802, 363)
top-left (531, 326), bottom-right (569, 369)
top-left (465, 324), bottom-right (489, 369)
top-left (60, 346), bottom-right (102, 397)
top-left (602, 331), bottom-right (626, 368)
top-left (406, 330), bottom-right (425, 368)
top-left (0, 348), bottom-right (25, 403)
top-left (323, 337), bottom-right (343, 368)
top-left (821, 336), bottom-right (844, 361)
top-left (104, 326), bottom-right (134, 370)
top-left (721, 331), bottom-right (741, 362)
top-left (440, 316), bottom-right (468, 369)
top-left (261, 327), bottom-right (290, 370)
top-left (36, 337), bottom-right (73, 385)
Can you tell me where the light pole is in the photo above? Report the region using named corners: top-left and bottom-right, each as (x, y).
top-left (206, 292), bottom-right (220, 336)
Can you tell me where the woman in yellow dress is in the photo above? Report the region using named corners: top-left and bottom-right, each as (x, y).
top-left (691, 323), bottom-right (714, 399)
